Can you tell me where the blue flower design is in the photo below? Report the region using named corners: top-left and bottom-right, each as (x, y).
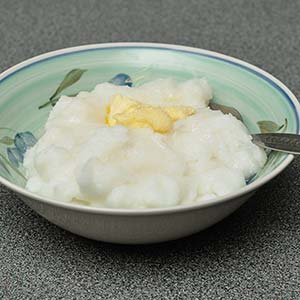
top-left (7, 132), bottom-right (37, 167)
top-left (7, 148), bottom-right (23, 167)
top-left (14, 132), bottom-right (37, 154)
top-left (109, 73), bottom-right (133, 87)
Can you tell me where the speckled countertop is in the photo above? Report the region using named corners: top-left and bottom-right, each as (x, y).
top-left (0, 0), bottom-right (300, 299)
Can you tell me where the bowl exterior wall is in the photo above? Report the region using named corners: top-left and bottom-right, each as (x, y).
top-left (20, 192), bottom-right (254, 244)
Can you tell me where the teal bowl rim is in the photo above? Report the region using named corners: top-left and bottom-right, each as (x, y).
top-left (0, 42), bottom-right (299, 215)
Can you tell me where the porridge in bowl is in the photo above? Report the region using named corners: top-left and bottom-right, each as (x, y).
top-left (23, 77), bottom-right (266, 208)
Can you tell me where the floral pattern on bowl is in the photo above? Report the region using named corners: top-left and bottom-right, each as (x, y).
top-left (0, 130), bottom-right (36, 181)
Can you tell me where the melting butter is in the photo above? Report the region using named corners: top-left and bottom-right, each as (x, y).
top-left (106, 94), bottom-right (195, 133)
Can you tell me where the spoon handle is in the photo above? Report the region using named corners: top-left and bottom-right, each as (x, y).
top-left (252, 133), bottom-right (300, 154)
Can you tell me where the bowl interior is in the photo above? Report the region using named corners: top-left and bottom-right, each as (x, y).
top-left (0, 44), bottom-right (298, 187)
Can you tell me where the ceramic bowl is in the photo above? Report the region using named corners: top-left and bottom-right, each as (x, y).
top-left (0, 43), bottom-right (299, 244)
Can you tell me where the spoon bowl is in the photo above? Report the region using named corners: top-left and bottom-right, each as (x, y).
top-left (252, 133), bottom-right (300, 154)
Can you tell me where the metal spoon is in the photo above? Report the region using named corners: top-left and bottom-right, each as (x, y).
top-left (252, 133), bottom-right (300, 154)
top-left (209, 102), bottom-right (300, 154)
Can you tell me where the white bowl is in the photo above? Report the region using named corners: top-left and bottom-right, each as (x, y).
top-left (0, 43), bottom-right (299, 244)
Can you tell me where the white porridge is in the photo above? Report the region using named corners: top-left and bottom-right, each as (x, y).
top-left (24, 78), bottom-right (266, 208)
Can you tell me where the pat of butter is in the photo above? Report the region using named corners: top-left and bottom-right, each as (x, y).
top-left (106, 94), bottom-right (195, 133)
top-left (163, 106), bottom-right (195, 121)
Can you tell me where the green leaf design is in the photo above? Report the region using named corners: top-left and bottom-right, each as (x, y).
top-left (209, 101), bottom-right (243, 121)
top-left (38, 92), bottom-right (81, 109)
top-left (0, 156), bottom-right (11, 175)
top-left (38, 96), bottom-right (59, 109)
top-left (248, 151), bottom-right (284, 183)
top-left (257, 119), bottom-right (288, 134)
top-left (38, 69), bottom-right (86, 109)
top-left (0, 153), bottom-right (26, 180)
top-left (257, 120), bottom-right (280, 133)
top-left (49, 69), bottom-right (87, 102)
top-left (0, 127), bottom-right (16, 133)
top-left (0, 136), bottom-right (14, 145)
top-left (277, 118), bottom-right (288, 132)
top-left (258, 119), bottom-right (288, 133)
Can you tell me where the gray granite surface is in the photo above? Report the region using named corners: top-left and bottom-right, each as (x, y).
top-left (0, 0), bottom-right (300, 299)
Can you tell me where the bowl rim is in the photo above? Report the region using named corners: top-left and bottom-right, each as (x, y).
top-left (0, 42), bottom-right (299, 216)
